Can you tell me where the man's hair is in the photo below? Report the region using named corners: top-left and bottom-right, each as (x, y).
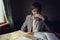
top-left (32, 2), bottom-right (42, 12)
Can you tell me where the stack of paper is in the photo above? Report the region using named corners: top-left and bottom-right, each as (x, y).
top-left (44, 33), bottom-right (59, 40)
top-left (34, 32), bottom-right (59, 40)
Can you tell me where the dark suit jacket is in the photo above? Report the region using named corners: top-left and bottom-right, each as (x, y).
top-left (21, 15), bottom-right (51, 32)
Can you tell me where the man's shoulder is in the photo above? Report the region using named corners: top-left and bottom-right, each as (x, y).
top-left (26, 15), bottom-right (32, 18)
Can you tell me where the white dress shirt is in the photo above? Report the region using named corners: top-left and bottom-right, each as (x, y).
top-left (33, 16), bottom-right (40, 32)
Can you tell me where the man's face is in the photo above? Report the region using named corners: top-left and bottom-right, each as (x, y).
top-left (32, 8), bottom-right (40, 15)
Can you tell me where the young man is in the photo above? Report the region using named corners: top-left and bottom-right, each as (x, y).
top-left (21, 2), bottom-right (51, 32)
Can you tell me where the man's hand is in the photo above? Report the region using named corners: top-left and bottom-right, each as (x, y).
top-left (34, 14), bottom-right (45, 20)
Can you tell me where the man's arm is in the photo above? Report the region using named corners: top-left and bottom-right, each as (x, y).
top-left (21, 15), bottom-right (28, 32)
top-left (42, 17), bottom-right (53, 32)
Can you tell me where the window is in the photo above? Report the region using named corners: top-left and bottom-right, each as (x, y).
top-left (0, 0), bottom-right (9, 27)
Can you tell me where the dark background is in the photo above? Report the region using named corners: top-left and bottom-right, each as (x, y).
top-left (0, 0), bottom-right (60, 34)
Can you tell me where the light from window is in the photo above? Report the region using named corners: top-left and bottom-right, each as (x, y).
top-left (0, 0), bottom-right (9, 27)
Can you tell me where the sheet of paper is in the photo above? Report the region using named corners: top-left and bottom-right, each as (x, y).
top-left (34, 32), bottom-right (48, 40)
top-left (34, 32), bottom-right (59, 40)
